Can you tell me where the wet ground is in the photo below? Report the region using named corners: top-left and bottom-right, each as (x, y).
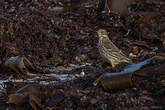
top-left (0, 0), bottom-right (165, 110)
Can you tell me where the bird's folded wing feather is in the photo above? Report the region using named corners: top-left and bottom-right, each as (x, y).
top-left (102, 38), bottom-right (127, 57)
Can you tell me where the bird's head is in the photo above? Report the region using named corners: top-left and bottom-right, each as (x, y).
top-left (97, 29), bottom-right (108, 38)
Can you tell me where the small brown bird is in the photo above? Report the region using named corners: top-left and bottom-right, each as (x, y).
top-left (97, 29), bottom-right (132, 68)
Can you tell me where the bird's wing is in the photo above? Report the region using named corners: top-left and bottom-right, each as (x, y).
top-left (102, 37), bottom-right (127, 56)
top-left (102, 37), bottom-right (132, 63)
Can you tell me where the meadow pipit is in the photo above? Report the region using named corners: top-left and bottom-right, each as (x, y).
top-left (97, 29), bottom-right (132, 68)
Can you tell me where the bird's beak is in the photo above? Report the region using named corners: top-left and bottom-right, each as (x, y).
top-left (96, 31), bottom-right (99, 38)
top-left (96, 30), bottom-right (100, 34)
